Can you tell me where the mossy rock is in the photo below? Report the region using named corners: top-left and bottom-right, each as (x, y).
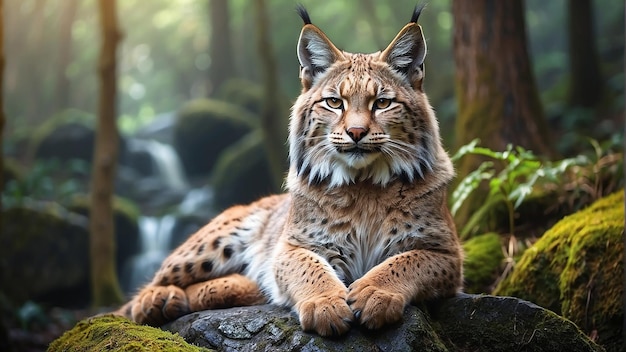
top-left (173, 99), bottom-right (258, 177)
top-left (215, 78), bottom-right (264, 114)
top-left (462, 232), bottom-right (504, 293)
top-left (0, 196), bottom-right (140, 307)
top-left (48, 315), bottom-right (212, 352)
top-left (210, 130), bottom-right (277, 211)
top-left (0, 202), bottom-right (90, 306)
top-left (494, 191), bottom-right (624, 351)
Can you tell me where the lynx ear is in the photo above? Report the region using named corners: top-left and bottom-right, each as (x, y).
top-left (380, 22), bottom-right (427, 89)
top-left (297, 24), bottom-right (344, 89)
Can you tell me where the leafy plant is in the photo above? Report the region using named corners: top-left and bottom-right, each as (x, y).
top-left (2, 158), bottom-right (90, 208)
top-left (451, 139), bottom-right (587, 239)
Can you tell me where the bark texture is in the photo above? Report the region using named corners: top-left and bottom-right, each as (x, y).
top-left (452, 0), bottom-right (556, 231)
top-left (90, 0), bottom-right (124, 307)
top-left (254, 0), bottom-right (288, 191)
top-left (208, 0), bottom-right (236, 94)
top-left (567, 0), bottom-right (604, 108)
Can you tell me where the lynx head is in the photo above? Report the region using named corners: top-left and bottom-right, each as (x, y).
top-left (287, 6), bottom-right (450, 190)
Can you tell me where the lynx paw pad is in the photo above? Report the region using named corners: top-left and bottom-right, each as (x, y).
top-left (347, 281), bottom-right (405, 330)
top-left (131, 285), bottom-right (190, 326)
top-left (297, 295), bottom-right (353, 336)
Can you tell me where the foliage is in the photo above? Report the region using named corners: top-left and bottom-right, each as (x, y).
top-left (3, 158), bottom-right (89, 209)
top-left (451, 139), bottom-right (584, 238)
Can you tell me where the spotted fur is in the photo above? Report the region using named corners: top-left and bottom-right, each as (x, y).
top-left (114, 7), bottom-right (463, 337)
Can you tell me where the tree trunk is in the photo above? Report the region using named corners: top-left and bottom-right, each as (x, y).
top-left (208, 0), bottom-right (235, 95)
top-left (0, 0), bottom-right (5, 221)
top-left (90, 0), bottom-right (123, 307)
top-left (567, 0), bottom-right (604, 108)
top-left (253, 0), bottom-right (287, 191)
top-left (55, 0), bottom-right (79, 112)
top-left (452, 0), bottom-right (556, 233)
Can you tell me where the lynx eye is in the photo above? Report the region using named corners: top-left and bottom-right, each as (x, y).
top-left (373, 98), bottom-right (392, 110)
top-left (324, 97), bottom-right (344, 110)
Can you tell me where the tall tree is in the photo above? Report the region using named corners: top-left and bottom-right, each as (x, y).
top-left (208, 0), bottom-right (236, 95)
top-left (253, 0), bottom-right (288, 190)
top-left (0, 0), bottom-right (4, 220)
top-left (90, 0), bottom-right (124, 307)
top-left (55, 0), bottom-right (79, 112)
top-left (567, 0), bottom-right (604, 108)
top-left (452, 0), bottom-right (556, 232)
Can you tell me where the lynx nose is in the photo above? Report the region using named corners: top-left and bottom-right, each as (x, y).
top-left (346, 127), bottom-right (368, 142)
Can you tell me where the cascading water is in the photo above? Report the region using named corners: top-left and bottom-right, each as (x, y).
top-left (123, 215), bottom-right (177, 292)
top-left (121, 138), bottom-right (212, 293)
top-left (126, 138), bottom-right (188, 191)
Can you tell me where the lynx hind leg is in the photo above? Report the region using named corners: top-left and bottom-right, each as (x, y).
top-left (185, 273), bottom-right (267, 311)
top-left (151, 197), bottom-right (285, 289)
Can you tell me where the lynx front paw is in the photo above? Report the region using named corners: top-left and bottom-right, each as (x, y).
top-left (296, 294), bottom-right (353, 336)
top-left (347, 279), bottom-right (405, 330)
top-left (130, 285), bottom-right (190, 326)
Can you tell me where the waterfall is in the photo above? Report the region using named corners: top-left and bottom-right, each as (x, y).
top-left (121, 138), bottom-right (213, 293)
top-left (126, 138), bottom-right (188, 191)
top-left (123, 215), bottom-right (178, 291)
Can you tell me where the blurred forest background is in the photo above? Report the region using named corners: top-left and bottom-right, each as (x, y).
top-left (0, 0), bottom-right (624, 351)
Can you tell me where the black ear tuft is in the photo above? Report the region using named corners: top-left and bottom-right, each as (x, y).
top-left (410, 4), bottom-right (426, 23)
top-left (296, 4), bottom-right (312, 25)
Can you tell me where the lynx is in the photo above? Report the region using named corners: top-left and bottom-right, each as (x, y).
top-left (115, 6), bottom-right (463, 336)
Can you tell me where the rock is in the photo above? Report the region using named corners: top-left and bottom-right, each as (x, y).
top-left (1, 197), bottom-right (141, 307)
top-left (173, 98), bottom-right (257, 177)
top-left (159, 294), bottom-right (602, 351)
top-left (210, 130), bottom-right (277, 211)
top-left (48, 315), bottom-right (211, 352)
top-left (0, 202), bottom-right (90, 307)
top-left (27, 109), bottom-right (127, 165)
top-left (494, 191), bottom-right (624, 351)
top-left (462, 232), bottom-right (504, 293)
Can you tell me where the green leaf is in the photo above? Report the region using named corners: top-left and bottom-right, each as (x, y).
top-left (450, 162), bottom-right (494, 216)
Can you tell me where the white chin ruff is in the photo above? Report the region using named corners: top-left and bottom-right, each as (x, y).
top-left (337, 151), bottom-right (380, 170)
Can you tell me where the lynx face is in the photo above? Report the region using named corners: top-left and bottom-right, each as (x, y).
top-left (287, 9), bottom-right (441, 189)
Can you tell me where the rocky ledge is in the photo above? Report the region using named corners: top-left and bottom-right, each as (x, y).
top-left (161, 293), bottom-right (603, 352)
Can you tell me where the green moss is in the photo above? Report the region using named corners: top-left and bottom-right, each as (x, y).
top-left (462, 232), bottom-right (504, 293)
top-left (494, 191), bottom-right (624, 350)
top-left (48, 315), bottom-right (213, 352)
top-left (1, 203), bottom-right (90, 304)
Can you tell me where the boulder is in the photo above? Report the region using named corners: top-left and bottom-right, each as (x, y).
top-left (161, 294), bottom-right (601, 351)
top-left (27, 109), bottom-right (127, 165)
top-left (210, 131), bottom-right (277, 211)
top-left (0, 202), bottom-right (90, 307)
top-left (53, 294), bottom-right (602, 351)
top-left (0, 197), bottom-right (141, 307)
top-left (494, 191), bottom-right (624, 351)
top-left (173, 98), bottom-right (257, 177)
